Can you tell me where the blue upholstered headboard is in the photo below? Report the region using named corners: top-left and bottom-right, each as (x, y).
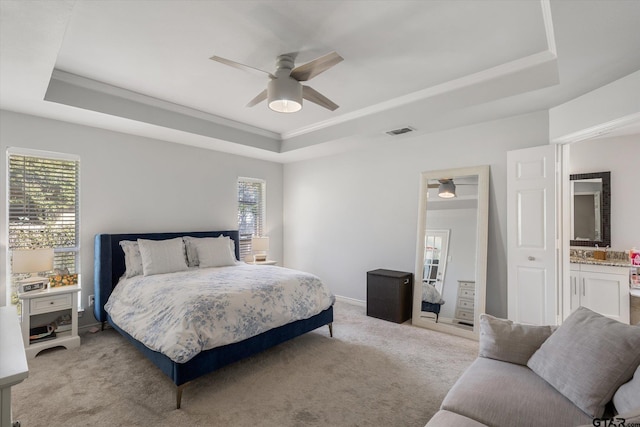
top-left (93, 230), bottom-right (240, 323)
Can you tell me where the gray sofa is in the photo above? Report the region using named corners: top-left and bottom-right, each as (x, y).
top-left (426, 307), bottom-right (640, 427)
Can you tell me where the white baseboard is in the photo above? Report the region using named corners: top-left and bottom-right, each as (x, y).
top-left (335, 295), bottom-right (366, 307)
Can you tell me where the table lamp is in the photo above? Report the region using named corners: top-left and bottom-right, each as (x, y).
top-left (251, 237), bottom-right (269, 262)
top-left (12, 248), bottom-right (54, 292)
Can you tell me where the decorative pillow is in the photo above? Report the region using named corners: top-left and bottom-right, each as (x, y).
top-left (527, 307), bottom-right (640, 418)
top-left (137, 238), bottom-right (188, 276)
top-left (119, 240), bottom-right (143, 278)
top-left (194, 236), bottom-right (237, 268)
top-left (478, 314), bottom-right (556, 366)
top-left (613, 364), bottom-right (640, 414)
top-left (183, 235), bottom-right (236, 267)
top-left (193, 235), bottom-right (237, 268)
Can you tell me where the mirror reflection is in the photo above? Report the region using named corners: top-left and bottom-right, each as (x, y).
top-left (413, 166), bottom-right (489, 340)
top-left (570, 171), bottom-right (610, 247)
top-left (421, 230), bottom-right (449, 322)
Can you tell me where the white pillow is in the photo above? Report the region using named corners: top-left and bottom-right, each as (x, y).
top-left (119, 240), bottom-right (143, 278)
top-left (183, 235), bottom-right (236, 267)
top-left (193, 235), bottom-right (237, 268)
top-left (137, 238), bottom-right (188, 276)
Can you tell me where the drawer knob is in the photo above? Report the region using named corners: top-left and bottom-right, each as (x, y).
top-left (50, 301), bottom-right (54, 304)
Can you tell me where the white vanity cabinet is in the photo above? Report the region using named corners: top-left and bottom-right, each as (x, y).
top-left (569, 263), bottom-right (630, 324)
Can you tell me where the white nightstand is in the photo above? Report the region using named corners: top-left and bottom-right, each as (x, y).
top-left (18, 285), bottom-right (81, 359)
top-left (247, 260), bottom-right (277, 266)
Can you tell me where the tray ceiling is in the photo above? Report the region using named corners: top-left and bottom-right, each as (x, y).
top-left (1, 1), bottom-right (639, 162)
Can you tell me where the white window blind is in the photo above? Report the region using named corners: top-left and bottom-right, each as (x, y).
top-left (7, 150), bottom-right (80, 303)
top-left (237, 178), bottom-right (265, 260)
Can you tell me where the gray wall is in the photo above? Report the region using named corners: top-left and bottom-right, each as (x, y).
top-left (569, 136), bottom-right (640, 251)
top-left (2, 108), bottom-right (572, 320)
top-left (0, 110), bottom-right (284, 322)
top-left (283, 111), bottom-right (549, 318)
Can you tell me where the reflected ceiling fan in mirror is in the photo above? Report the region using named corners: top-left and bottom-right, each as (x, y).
top-left (210, 51), bottom-right (343, 113)
top-left (427, 178), bottom-right (478, 199)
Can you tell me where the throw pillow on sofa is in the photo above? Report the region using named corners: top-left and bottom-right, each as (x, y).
top-left (527, 307), bottom-right (640, 418)
top-left (613, 364), bottom-right (640, 414)
top-left (478, 314), bottom-right (556, 365)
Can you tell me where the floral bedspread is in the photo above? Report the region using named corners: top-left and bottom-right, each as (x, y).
top-left (105, 264), bottom-right (335, 363)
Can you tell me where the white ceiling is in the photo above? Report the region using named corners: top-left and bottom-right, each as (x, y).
top-left (1, 0), bottom-right (639, 162)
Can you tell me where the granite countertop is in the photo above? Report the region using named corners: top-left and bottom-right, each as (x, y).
top-left (569, 257), bottom-right (634, 268)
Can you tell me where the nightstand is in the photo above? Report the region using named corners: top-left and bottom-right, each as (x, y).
top-left (18, 285), bottom-right (81, 359)
top-left (247, 260), bottom-right (277, 265)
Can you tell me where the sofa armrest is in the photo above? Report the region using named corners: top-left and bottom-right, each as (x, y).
top-left (478, 314), bottom-right (556, 366)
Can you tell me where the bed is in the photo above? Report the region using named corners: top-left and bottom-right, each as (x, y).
top-left (94, 230), bottom-right (334, 408)
top-left (421, 282), bottom-right (444, 322)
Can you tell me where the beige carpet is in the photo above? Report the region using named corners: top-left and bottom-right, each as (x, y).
top-left (12, 301), bottom-right (478, 427)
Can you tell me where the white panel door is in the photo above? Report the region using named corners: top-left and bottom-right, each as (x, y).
top-left (507, 145), bottom-right (559, 325)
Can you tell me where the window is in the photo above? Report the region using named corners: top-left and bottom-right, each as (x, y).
top-left (7, 149), bottom-right (80, 305)
top-left (237, 177), bottom-right (265, 260)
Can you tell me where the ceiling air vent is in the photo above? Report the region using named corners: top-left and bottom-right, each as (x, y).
top-left (386, 126), bottom-right (415, 136)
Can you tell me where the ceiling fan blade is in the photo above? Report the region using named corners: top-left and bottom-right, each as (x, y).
top-left (210, 56), bottom-right (275, 79)
top-left (302, 86), bottom-right (339, 111)
top-left (246, 89), bottom-right (268, 107)
top-left (290, 51), bottom-right (343, 82)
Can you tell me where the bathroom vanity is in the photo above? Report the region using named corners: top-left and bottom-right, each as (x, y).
top-left (569, 257), bottom-right (631, 324)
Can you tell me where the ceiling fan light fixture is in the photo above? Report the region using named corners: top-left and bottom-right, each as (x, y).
top-left (438, 180), bottom-right (456, 198)
top-left (268, 77), bottom-right (302, 113)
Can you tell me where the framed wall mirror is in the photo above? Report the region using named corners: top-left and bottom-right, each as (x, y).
top-left (413, 165), bottom-right (489, 340)
top-left (570, 171), bottom-right (610, 248)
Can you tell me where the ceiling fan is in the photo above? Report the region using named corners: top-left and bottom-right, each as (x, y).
top-left (210, 51), bottom-right (343, 113)
top-left (428, 178), bottom-right (477, 199)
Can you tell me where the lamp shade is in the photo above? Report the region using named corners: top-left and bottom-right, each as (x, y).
top-left (12, 248), bottom-right (54, 274)
top-left (438, 180), bottom-right (456, 199)
top-left (251, 237), bottom-right (270, 252)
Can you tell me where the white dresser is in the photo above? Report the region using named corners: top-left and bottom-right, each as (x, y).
top-left (454, 280), bottom-right (475, 326)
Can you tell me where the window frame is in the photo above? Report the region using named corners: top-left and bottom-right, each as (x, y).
top-left (6, 147), bottom-right (81, 306)
top-left (237, 177), bottom-right (266, 261)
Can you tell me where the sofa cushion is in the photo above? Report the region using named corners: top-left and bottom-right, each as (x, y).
top-left (527, 307), bottom-right (640, 418)
top-left (425, 410), bottom-right (488, 427)
top-left (441, 358), bottom-right (592, 427)
top-left (613, 364), bottom-right (640, 414)
top-left (478, 314), bottom-right (556, 366)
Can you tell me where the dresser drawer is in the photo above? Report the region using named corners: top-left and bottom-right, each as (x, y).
top-left (30, 294), bottom-right (72, 314)
top-left (458, 281), bottom-right (475, 290)
top-left (455, 308), bottom-right (474, 322)
top-left (459, 288), bottom-right (475, 299)
top-left (457, 298), bottom-right (474, 310)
